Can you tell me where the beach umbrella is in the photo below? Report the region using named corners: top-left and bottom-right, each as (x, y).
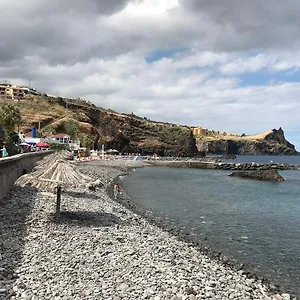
top-left (36, 141), bottom-right (50, 147)
top-left (15, 152), bottom-right (93, 191)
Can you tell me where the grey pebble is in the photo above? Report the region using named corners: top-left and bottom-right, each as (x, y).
top-left (0, 160), bottom-right (293, 300)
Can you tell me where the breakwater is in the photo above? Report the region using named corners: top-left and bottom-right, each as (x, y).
top-left (148, 160), bottom-right (299, 171)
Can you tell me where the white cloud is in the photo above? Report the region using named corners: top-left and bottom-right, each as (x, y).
top-left (1, 0), bottom-right (300, 149)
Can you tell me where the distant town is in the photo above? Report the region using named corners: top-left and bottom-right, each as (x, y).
top-left (0, 82), bottom-right (40, 100)
top-left (0, 81), bottom-right (93, 105)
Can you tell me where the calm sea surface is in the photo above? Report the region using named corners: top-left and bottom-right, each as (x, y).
top-left (121, 156), bottom-right (300, 297)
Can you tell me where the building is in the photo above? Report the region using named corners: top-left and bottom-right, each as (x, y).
top-left (12, 86), bottom-right (24, 99)
top-left (192, 126), bottom-right (207, 136)
top-left (0, 84), bottom-right (25, 100)
top-left (0, 82), bottom-right (41, 100)
top-left (46, 133), bottom-right (71, 144)
top-left (22, 87), bottom-right (40, 95)
top-left (0, 85), bottom-right (9, 99)
top-left (45, 133), bottom-right (80, 149)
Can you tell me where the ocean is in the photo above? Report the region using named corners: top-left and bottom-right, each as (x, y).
top-left (121, 156), bottom-right (300, 297)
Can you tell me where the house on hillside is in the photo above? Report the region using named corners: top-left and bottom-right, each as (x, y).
top-left (46, 133), bottom-right (71, 144)
top-left (0, 84), bottom-right (25, 100)
top-left (45, 133), bottom-right (80, 150)
top-left (192, 126), bottom-right (207, 136)
top-left (0, 82), bottom-right (41, 100)
top-left (22, 86), bottom-right (40, 95)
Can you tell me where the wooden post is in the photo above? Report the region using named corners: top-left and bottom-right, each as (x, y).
top-left (56, 185), bottom-right (62, 219)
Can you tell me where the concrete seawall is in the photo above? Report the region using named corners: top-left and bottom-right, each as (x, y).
top-left (0, 151), bottom-right (53, 200)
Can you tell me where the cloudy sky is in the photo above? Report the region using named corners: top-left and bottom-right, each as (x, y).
top-left (1, 0), bottom-right (300, 149)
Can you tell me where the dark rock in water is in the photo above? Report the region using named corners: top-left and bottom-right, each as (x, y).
top-left (229, 169), bottom-right (284, 182)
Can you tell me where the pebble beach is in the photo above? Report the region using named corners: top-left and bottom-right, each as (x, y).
top-left (0, 160), bottom-right (295, 300)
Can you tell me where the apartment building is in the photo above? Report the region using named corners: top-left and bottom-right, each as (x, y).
top-left (0, 84), bottom-right (25, 100)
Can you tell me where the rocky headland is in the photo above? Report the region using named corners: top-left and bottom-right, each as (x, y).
top-left (0, 159), bottom-right (296, 299)
top-left (196, 128), bottom-right (298, 155)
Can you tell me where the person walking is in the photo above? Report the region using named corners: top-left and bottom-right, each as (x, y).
top-left (1, 145), bottom-right (8, 158)
top-left (113, 184), bottom-right (120, 199)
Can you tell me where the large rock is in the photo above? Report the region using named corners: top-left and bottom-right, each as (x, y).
top-left (229, 169), bottom-right (284, 182)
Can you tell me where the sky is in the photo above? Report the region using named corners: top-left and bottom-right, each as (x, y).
top-left (0, 0), bottom-right (300, 150)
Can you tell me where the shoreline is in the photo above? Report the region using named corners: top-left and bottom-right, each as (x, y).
top-left (0, 159), bottom-right (296, 299)
top-left (103, 162), bottom-right (297, 299)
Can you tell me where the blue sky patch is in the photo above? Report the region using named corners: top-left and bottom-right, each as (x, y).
top-left (238, 69), bottom-right (300, 87)
top-left (145, 48), bottom-right (187, 63)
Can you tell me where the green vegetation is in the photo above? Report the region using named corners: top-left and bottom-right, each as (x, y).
top-left (0, 103), bottom-right (22, 132)
top-left (80, 133), bottom-right (95, 148)
top-left (64, 119), bottom-right (80, 140)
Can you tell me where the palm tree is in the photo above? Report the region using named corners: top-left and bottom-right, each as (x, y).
top-left (0, 104), bottom-right (22, 132)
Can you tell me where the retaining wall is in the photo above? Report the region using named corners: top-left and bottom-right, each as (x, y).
top-left (0, 151), bottom-right (53, 200)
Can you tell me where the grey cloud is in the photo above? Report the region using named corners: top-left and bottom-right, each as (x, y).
top-left (31, 0), bottom-right (128, 16)
top-left (180, 0), bottom-right (300, 51)
top-left (0, 0), bottom-right (128, 64)
top-left (2, 0), bottom-right (300, 68)
top-left (1, 0), bottom-right (128, 18)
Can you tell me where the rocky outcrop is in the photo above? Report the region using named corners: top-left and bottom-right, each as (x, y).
top-left (229, 169), bottom-right (284, 182)
top-left (197, 128), bottom-right (298, 155)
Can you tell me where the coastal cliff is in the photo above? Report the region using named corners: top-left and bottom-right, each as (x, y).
top-left (0, 96), bottom-right (298, 156)
top-left (8, 96), bottom-right (199, 157)
top-left (62, 99), bottom-right (198, 156)
top-left (196, 128), bottom-right (297, 155)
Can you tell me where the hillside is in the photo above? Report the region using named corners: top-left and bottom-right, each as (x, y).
top-left (0, 96), bottom-right (298, 156)
top-left (0, 97), bottom-right (198, 157)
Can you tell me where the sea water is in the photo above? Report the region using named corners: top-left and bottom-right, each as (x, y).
top-left (121, 156), bottom-right (300, 297)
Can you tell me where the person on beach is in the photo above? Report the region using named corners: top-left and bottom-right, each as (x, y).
top-left (113, 184), bottom-right (120, 199)
top-left (1, 145), bottom-right (8, 158)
